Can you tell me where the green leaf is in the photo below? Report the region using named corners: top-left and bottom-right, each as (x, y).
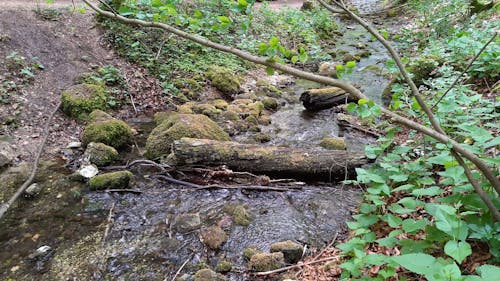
top-left (386, 214), bottom-right (403, 228)
top-left (438, 166), bottom-right (467, 185)
top-left (440, 263), bottom-right (463, 280)
top-left (46, 0), bottom-right (54, 3)
top-left (193, 10), bottom-right (203, 19)
top-left (346, 61), bottom-right (356, 68)
top-left (412, 186), bottom-right (443, 197)
top-left (291, 56), bottom-right (298, 64)
top-left (392, 253), bottom-right (436, 275)
top-left (475, 265), bottom-right (500, 280)
top-left (402, 218), bottom-right (427, 233)
top-left (269, 36), bottom-right (279, 47)
top-left (444, 240), bottom-right (472, 263)
top-left (238, 0), bottom-right (248, 7)
top-left (358, 98), bottom-right (369, 105)
top-left (217, 16), bottom-right (231, 24)
top-left (364, 254), bottom-right (387, 266)
top-left (265, 66), bottom-right (275, 75)
top-left (376, 236), bottom-right (398, 247)
top-left (353, 214), bottom-right (379, 227)
top-left (151, 0), bottom-right (163, 8)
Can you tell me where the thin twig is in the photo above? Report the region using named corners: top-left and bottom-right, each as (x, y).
top-left (129, 93), bottom-right (138, 113)
top-left (152, 175), bottom-right (301, 192)
top-left (312, 232), bottom-right (339, 262)
top-left (0, 101), bottom-right (61, 220)
top-left (432, 32), bottom-right (498, 108)
top-left (103, 159), bottom-right (172, 172)
top-left (104, 189), bottom-right (143, 194)
top-left (101, 202), bottom-right (115, 244)
top-left (253, 256), bottom-right (339, 276)
top-left (169, 257), bottom-right (191, 281)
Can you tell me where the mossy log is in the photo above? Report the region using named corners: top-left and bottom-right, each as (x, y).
top-left (300, 87), bottom-right (357, 111)
top-left (172, 138), bottom-right (368, 180)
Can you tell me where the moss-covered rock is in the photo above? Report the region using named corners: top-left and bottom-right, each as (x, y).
top-left (253, 133), bottom-right (272, 143)
top-left (261, 97), bottom-right (279, 111)
top-left (215, 261), bottom-right (232, 273)
top-left (154, 111), bottom-right (177, 125)
top-left (194, 268), bottom-right (227, 281)
top-left (407, 55), bottom-right (442, 85)
top-left (247, 252), bottom-right (285, 272)
top-left (81, 110), bottom-right (133, 149)
top-left (206, 66), bottom-right (242, 98)
top-left (172, 213), bottom-right (201, 233)
top-left (211, 99), bottom-right (228, 110)
top-left (319, 137), bottom-right (346, 150)
top-left (269, 240), bottom-right (304, 264)
top-left (84, 142), bottom-right (120, 166)
top-left (61, 83), bottom-right (108, 120)
top-left (234, 205), bottom-right (252, 226)
top-left (145, 113), bottom-right (230, 160)
top-left (242, 246), bottom-right (262, 261)
top-left (88, 170), bottom-right (132, 190)
top-left (201, 226), bottom-right (228, 250)
top-left (192, 104), bottom-right (222, 119)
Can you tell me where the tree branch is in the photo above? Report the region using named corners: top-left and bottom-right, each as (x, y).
top-left (80, 0), bottom-right (500, 201)
top-left (0, 101), bottom-right (61, 220)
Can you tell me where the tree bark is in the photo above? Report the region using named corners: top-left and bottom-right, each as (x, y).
top-left (172, 138), bottom-right (369, 180)
top-left (300, 87), bottom-right (357, 111)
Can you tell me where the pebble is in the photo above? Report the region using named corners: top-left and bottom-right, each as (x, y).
top-left (66, 141), bottom-right (82, 149)
top-left (25, 183), bottom-right (42, 197)
top-left (78, 164), bottom-right (99, 178)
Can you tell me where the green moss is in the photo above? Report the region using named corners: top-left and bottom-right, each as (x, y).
top-left (244, 115), bottom-right (259, 125)
top-left (84, 142), bottom-right (120, 166)
top-left (233, 205), bottom-right (252, 226)
top-left (192, 104), bottom-right (222, 119)
top-left (206, 66), bottom-right (241, 98)
top-left (253, 133), bottom-right (271, 143)
top-left (407, 55), bottom-right (442, 85)
top-left (145, 114), bottom-right (230, 160)
top-left (319, 137), bottom-right (346, 150)
top-left (194, 268), bottom-right (226, 281)
top-left (215, 261), bottom-right (232, 273)
top-left (82, 111), bottom-right (133, 149)
top-left (61, 84), bottom-right (108, 121)
top-left (211, 99), bottom-right (228, 110)
top-left (261, 97), bottom-right (279, 111)
top-left (88, 170), bottom-right (132, 190)
top-left (176, 102), bottom-right (196, 114)
top-left (242, 246), bottom-right (262, 261)
top-left (201, 226), bottom-right (228, 250)
top-left (153, 111), bottom-right (177, 125)
top-left (247, 252), bottom-right (285, 272)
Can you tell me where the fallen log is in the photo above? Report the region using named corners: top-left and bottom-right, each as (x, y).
top-left (300, 87), bottom-right (357, 111)
top-left (171, 138), bottom-right (369, 181)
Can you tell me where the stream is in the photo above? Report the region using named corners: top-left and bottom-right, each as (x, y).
top-left (0, 1), bottom-right (395, 280)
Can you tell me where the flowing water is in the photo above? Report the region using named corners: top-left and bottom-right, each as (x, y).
top-left (0, 1), bottom-right (396, 280)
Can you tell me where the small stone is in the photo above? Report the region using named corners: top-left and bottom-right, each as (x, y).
top-left (232, 205), bottom-right (252, 226)
top-left (78, 164), bottom-right (99, 179)
top-left (66, 141), bottom-right (82, 149)
top-left (194, 268), bottom-right (226, 281)
top-left (201, 226), bottom-right (228, 250)
top-left (247, 252), bottom-right (285, 272)
top-left (261, 97), bottom-right (279, 110)
top-left (172, 213), bottom-right (201, 233)
top-left (88, 170), bottom-right (133, 190)
top-left (28, 245), bottom-right (52, 260)
top-left (25, 183), bottom-right (42, 197)
top-left (269, 240), bottom-right (304, 264)
top-left (0, 141), bottom-right (16, 167)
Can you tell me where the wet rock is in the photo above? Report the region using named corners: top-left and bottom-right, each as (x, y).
top-left (61, 83), bottom-right (108, 120)
top-left (247, 252), bottom-right (285, 272)
top-left (66, 141), bottom-right (82, 149)
top-left (201, 226), bottom-right (228, 250)
top-left (407, 55), bottom-right (442, 86)
top-left (269, 240), bottom-right (304, 264)
top-left (88, 170), bottom-right (133, 190)
top-left (318, 62), bottom-right (340, 78)
top-left (206, 66), bottom-right (242, 98)
top-left (319, 137), bottom-right (346, 150)
top-left (28, 245), bottom-right (54, 272)
top-left (0, 141), bottom-right (15, 168)
top-left (82, 110), bottom-right (133, 149)
top-left (194, 268), bottom-right (227, 281)
top-left (215, 261), bottom-right (232, 273)
top-left (84, 142), bottom-right (120, 166)
top-left (301, 1), bottom-right (313, 10)
top-left (177, 274), bottom-right (194, 281)
top-left (242, 246), bottom-right (262, 261)
top-left (261, 97), bottom-right (279, 111)
top-left (172, 213), bottom-right (201, 233)
top-left (145, 113), bottom-right (230, 160)
top-left (253, 132), bottom-right (272, 143)
top-left (78, 164), bottom-right (99, 179)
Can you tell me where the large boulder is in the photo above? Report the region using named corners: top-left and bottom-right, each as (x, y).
top-left (88, 170), bottom-right (133, 190)
top-left (145, 113), bottom-right (230, 160)
top-left (61, 83), bottom-right (108, 120)
top-left (81, 110), bottom-right (133, 149)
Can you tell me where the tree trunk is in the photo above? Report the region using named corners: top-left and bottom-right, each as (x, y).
top-left (172, 138), bottom-right (369, 180)
top-left (300, 87), bottom-right (357, 111)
